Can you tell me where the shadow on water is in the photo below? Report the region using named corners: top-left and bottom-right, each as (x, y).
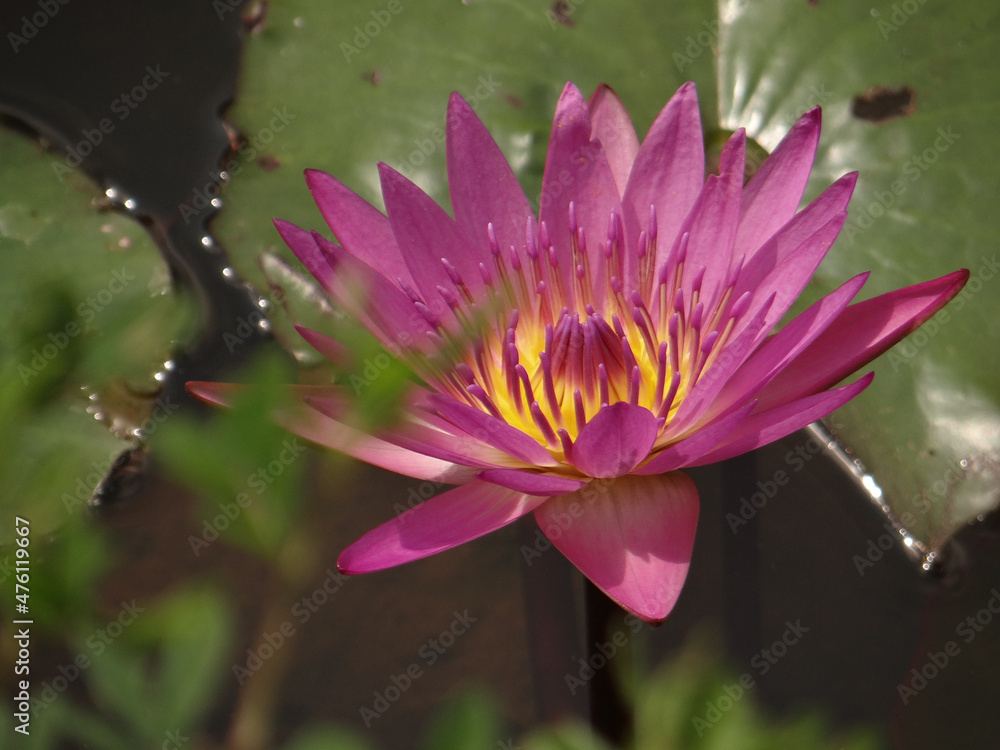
top-left (0, 0), bottom-right (997, 747)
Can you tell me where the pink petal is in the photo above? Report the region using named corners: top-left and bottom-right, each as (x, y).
top-left (305, 169), bottom-right (414, 287)
top-left (379, 163), bottom-right (485, 313)
top-left (690, 373), bottom-right (875, 465)
top-left (305, 395), bottom-right (509, 470)
top-left (284, 404), bottom-right (480, 484)
top-left (424, 393), bottom-right (558, 467)
top-left (622, 82), bottom-right (704, 284)
top-left (477, 468), bottom-right (587, 495)
top-left (534, 471), bottom-right (699, 622)
top-left (734, 108), bottom-right (822, 261)
top-left (707, 273), bottom-right (869, 421)
top-left (294, 324), bottom-right (349, 366)
top-left (538, 82), bottom-right (622, 309)
top-left (588, 84), bottom-right (640, 195)
top-left (728, 173), bottom-right (856, 339)
top-left (447, 92), bottom-right (535, 265)
top-left (637, 402), bottom-right (756, 475)
top-left (754, 270), bottom-right (969, 409)
top-left (309, 232), bottom-right (433, 354)
top-left (569, 402), bottom-right (658, 478)
top-left (665, 290), bottom-right (774, 435)
top-left (273, 219), bottom-right (335, 291)
top-left (676, 129), bottom-right (746, 309)
top-left (185, 381), bottom-right (478, 484)
top-left (339, 481), bottom-right (547, 573)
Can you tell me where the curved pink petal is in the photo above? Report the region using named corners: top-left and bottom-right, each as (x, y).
top-left (379, 163), bottom-right (485, 313)
top-left (423, 393), bottom-right (558, 467)
top-left (534, 471), bottom-right (700, 622)
top-left (690, 372), bottom-right (875, 466)
top-left (622, 81), bottom-right (703, 283)
top-left (294, 324), bottom-right (349, 366)
top-left (638, 402), bottom-right (756, 475)
top-left (308, 232), bottom-right (434, 354)
top-left (588, 84), bottom-right (639, 195)
top-left (339, 480), bottom-right (547, 573)
top-left (666, 292), bottom-right (774, 434)
top-left (707, 273), bottom-right (869, 421)
top-left (305, 395), bottom-right (512, 470)
top-left (447, 92), bottom-right (535, 265)
top-left (755, 270), bottom-right (969, 409)
top-left (569, 402), bottom-right (658, 478)
top-left (676, 128), bottom-right (745, 309)
top-left (728, 173), bottom-right (856, 339)
top-left (477, 468), bottom-right (587, 495)
top-left (734, 108), bottom-right (822, 261)
top-left (186, 381), bottom-right (479, 484)
top-left (273, 219), bottom-right (335, 291)
top-left (538, 82), bottom-right (622, 309)
top-left (305, 169), bottom-right (414, 287)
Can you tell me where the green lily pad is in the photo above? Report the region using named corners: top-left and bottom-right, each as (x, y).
top-left (214, 0), bottom-right (999, 547)
top-left (0, 126), bottom-right (190, 540)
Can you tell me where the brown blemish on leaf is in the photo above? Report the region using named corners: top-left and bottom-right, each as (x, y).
top-left (258, 155), bottom-right (281, 172)
top-left (549, 1), bottom-right (575, 27)
top-left (851, 85), bottom-right (916, 124)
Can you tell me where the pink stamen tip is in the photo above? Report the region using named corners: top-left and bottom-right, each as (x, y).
top-left (530, 401), bottom-right (558, 445)
top-left (636, 229), bottom-right (648, 259)
top-left (598, 363), bottom-right (609, 406)
top-left (557, 428), bottom-right (574, 460)
top-left (539, 220), bottom-right (552, 250)
top-left (730, 290), bottom-right (752, 319)
top-left (647, 204), bottom-right (658, 240)
top-left (701, 330), bottom-right (720, 354)
top-left (675, 232), bottom-right (689, 263)
top-left (629, 365), bottom-right (640, 405)
top-left (574, 388), bottom-right (587, 431)
top-left (690, 265), bottom-right (706, 294)
top-left (568, 201), bottom-right (578, 235)
top-left (525, 216), bottom-right (538, 259)
top-left (487, 223), bottom-right (500, 256)
top-left (691, 301), bottom-right (704, 331)
top-left (454, 363), bottom-right (475, 384)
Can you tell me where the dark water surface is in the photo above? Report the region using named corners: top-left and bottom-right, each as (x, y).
top-left (1, 1), bottom-right (998, 747)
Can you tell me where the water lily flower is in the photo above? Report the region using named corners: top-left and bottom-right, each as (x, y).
top-left (189, 82), bottom-right (967, 622)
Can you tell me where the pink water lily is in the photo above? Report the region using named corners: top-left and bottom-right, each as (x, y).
top-left (189, 82), bottom-right (967, 622)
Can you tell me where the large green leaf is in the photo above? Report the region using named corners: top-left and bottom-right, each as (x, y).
top-left (0, 126), bottom-right (190, 540)
top-left (214, 0), bottom-right (999, 547)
